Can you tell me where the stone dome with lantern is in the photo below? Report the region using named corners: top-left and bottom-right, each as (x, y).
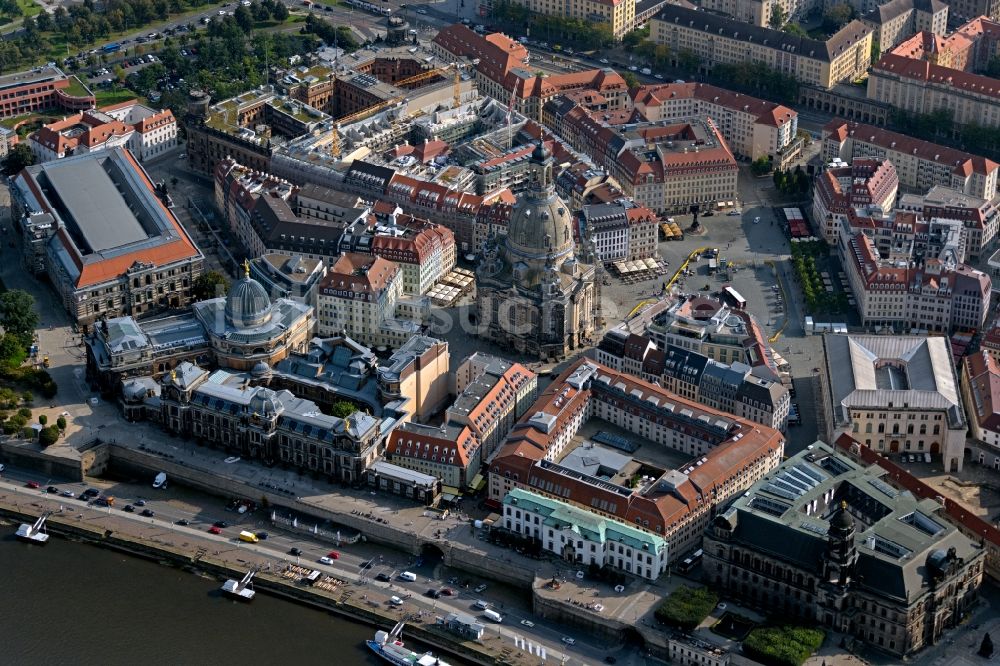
top-left (476, 142), bottom-right (598, 360)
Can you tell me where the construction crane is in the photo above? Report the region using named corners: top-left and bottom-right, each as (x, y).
top-left (394, 63), bottom-right (464, 109)
top-left (327, 64), bottom-right (466, 158)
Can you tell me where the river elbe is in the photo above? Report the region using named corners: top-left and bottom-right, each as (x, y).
top-left (0, 534), bottom-right (387, 666)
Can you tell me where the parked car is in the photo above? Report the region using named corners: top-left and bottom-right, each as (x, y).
top-left (175, 519), bottom-right (190, 526)
top-left (440, 587), bottom-right (455, 596)
top-left (562, 637), bottom-right (576, 646)
top-left (213, 520), bottom-right (229, 528)
top-left (521, 619), bottom-right (535, 628)
top-left (474, 583), bottom-right (488, 593)
top-left (256, 531), bottom-right (268, 540)
top-left (46, 486), bottom-right (59, 494)
top-left (426, 589), bottom-right (441, 599)
top-left (289, 547), bottom-right (302, 556)
top-left (60, 490), bottom-right (75, 498)
top-left (26, 481), bottom-right (40, 489)
top-left (327, 551), bottom-right (340, 559)
top-left (376, 572), bottom-right (392, 582)
top-left (134, 499), bottom-right (147, 507)
top-left (122, 504), bottom-right (135, 513)
top-left (319, 556), bottom-right (335, 565)
top-left (140, 509), bottom-right (155, 517)
top-left (208, 526), bottom-right (222, 534)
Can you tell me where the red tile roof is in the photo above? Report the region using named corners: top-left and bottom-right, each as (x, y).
top-left (491, 358), bottom-right (784, 534)
top-left (823, 119), bottom-right (998, 178)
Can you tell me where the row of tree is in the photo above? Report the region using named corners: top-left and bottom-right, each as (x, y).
top-left (889, 107), bottom-right (1000, 163)
top-left (122, 20), bottom-right (322, 119)
top-left (302, 13), bottom-right (358, 51)
top-left (0, 0), bottom-right (264, 73)
top-left (773, 166), bottom-right (810, 195)
top-left (706, 61), bottom-right (800, 105)
top-left (492, 0), bottom-right (615, 50)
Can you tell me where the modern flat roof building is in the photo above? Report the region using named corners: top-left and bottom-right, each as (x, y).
top-left (11, 148), bottom-right (203, 326)
top-left (0, 65), bottom-right (94, 119)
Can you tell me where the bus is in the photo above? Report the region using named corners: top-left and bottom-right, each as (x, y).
top-left (721, 286), bottom-right (747, 310)
top-left (345, 0), bottom-right (391, 15)
top-left (677, 548), bottom-right (703, 573)
top-left (102, 42), bottom-right (121, 53)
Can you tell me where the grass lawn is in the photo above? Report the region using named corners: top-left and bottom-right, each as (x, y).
top-left (16, 0), bottom-right (40, 18)
top-left (94, 89), bottom-right (141, 106)
top-left (712, 612), bottom-right (757, 641)
top-left (62, 75), bottom-right (92, 98)
top-left (0, 108), bottom-right (65, 130)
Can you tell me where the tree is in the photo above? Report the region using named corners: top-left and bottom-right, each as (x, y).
top-left (622, 71), bottom-right (639, 88)
top-left (0, 333), bottom-right (25, 367)
top-left (783, 22), bottom-right (808, 37)
top-left (980, 633), bottom-right (994, 659)
top-left (271, 1), bottom-right (288, 21)
top-left (675, 48), bottom-right (701, 73)
top-left (39, 425), bottom-right (59, 447)
top-left (751, 156), bottom-right (772, 176)
top-left (56, 415), bottom-right (67, 431)
top-left (34, 10), bottom-right (51, 31)
top-left (331, 400), bottom-right (356, 419)
top-left (769, 4), bottom-right (786, 29)
top-left (38, 414), bottom-right (47, 426)
top-left (0, 290), bottom-right (39, 347)
top-left (622, 25), bottom-right (649, 49)
top-left (192, 270), bottom-right (231, 300)
top-left (2, 143), bottom-right (35, 176)
top-left (234, 5), bottom-right (253, 32)
top-left (822, 3), bottom-right (854, 33)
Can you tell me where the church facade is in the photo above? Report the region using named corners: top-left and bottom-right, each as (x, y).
top-left (476, 144), bottom-right (597, 360)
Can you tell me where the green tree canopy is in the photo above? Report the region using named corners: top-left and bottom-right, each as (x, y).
top-left (751, 156), bottom-right (772, 176)
top-left (193, 270), bottom-right (231, 301)
top-left (39, 425), bottom-right (59, 447)
top-left (330, 401), bottom-right (357, 419)
top-left (654, 586), bottom-right (718, 630)
top-left (2, 143), bottom-right (35, 176)
top-left (769, 4), bottom-right (786, 29)
top-left (822, 3), bottom-right (855, 33)
top-left (0, 290), bottom-right (39, 347)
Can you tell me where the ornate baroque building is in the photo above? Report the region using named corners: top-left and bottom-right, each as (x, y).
top-left (704, 442), bottom-right (984, 657)
top-left (476, 144), bottom-right (597, 359)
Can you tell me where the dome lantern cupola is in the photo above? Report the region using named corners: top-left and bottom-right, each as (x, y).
top-left (225, 259), bottom-right (273, 328)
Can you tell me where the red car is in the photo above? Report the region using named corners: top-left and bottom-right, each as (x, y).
top-left (26, 481), bottom-right (40, 489)
top-left (327, 551), bottom-right (340, 559)
top-left (208, 526), bottom-right (222, 535)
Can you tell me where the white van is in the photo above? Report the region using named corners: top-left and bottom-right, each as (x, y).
top-left (399, 571), bottom-right (417, 582)
top-left (474, 599), bottom-right (490, 610)
top-left (483, 609), bottom-right (503, 623)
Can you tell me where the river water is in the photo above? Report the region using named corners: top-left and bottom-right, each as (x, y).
top-left (0, 534), bottom-right (386, 666)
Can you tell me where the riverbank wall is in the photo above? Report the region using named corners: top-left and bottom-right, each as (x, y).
top-left (0, 497), bottom-right (526, 666)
